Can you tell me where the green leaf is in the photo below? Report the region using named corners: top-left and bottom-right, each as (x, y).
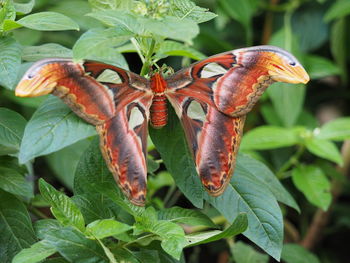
top-left (74, 138), bottom-right (144, 217)
top-left (2, 19), bottom-right (22, 31)
top-left (86, 219), bottom-right (132, 239)
top-left (88, 0), bottom-right (132, 11)
top-left (0, 108), bottom-right (27, 154)
top-left (267, 29), bottom-right (305, 126)
top-left (158, 206), bottom-right (217, 228)
top-left (22, 44), bottom-right (73, 61)
top-left (150, 108), bottom-right (283, 260)
top-left (13, 0), bottom-right (35, 15)
top-left (43, 257), bottom-right (69, 263)
top-left (12, 240), bottom-right (57, 263)
top-left (87, 10), bottom-right (142, 33)
top-left (19, 96), bottom-right (96, 164)
top-left (292, 6), bottom-right (328, 52)
top-left (206, 173), bottom-right (283, 260)
top-left (0, 167), bottom-right (33, 197)
top-left (241, 126), bottom-right (299, 150)
top-left (267, 83), bottom-right (305, 127)
top-left (39, 179), bottom-right (85, 231)
top-left (110, 248), bottom-right (139, 263)
top-left (155, 40), bottom-right (206, 60)
top-left (170, 0), bottom-right (217, 23)
top-left (16, 11), bottom-right (79, 31)
top-left (281, 243), bottom-right (321, 263)
top-left (305, 138), bottom-right (343, 165)
top-left (261, 104), bottom-right (283, 126)
top-left (0, 0), bottom-right (16, 28)
top-left (73, 27), bottom-right (133, 60)
top-left (317, 117), bottom-right (350, 141)
top-left (135, 207), bottom-right (188, 259)
top-left (48, 0), bottom-right (99, 31)
top-left (292, 165), bottom-right (331, 210)
top-left (236, 154), bottom-right (300, 212)
top-left (136, 217), bottom-right (188, 260)
top-left (232, 241), bottom-right (269, 263)
top-left (2, 85), bottom-right (47, 109)
top-left (141, 16), bottom-right (199, 42)
top-left (133, 250), bottom-right (160, 263)
top-left (88, 10), bottom-right (199, 42)
top-left (148, 171), bottom-right (174, 197)
top-left (304, 55), bottom-right (340, 79)
top-left (186, 213), bottom-right (247, 246)
top-left (324, 0), bottom-right (350, 22)
top-left (330, 18), bottom-right (347, 84)
top-left (46, 139), bottom-right (90, 190)
top-left (0, 190), bottom-right (36, 262)
top-left (44, 226), bottom-right (108, 263)
top-left (219, 0), bottom-right (258, 28)
top-left (147, 156), bottom-right (160, 174)
top-left (96, 238), bottom-right (118, 263)
top-left (0, 37), bottom-right (21, 89)
top-left (34, 219), bottom-right (62, 240)
top-left (150, 108), bottom-right (204, 208)
top-left (72, 194), bottom-right (115, 224)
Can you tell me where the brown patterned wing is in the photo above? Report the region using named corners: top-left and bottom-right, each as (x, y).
top-left (165, 45), bottom-right (309, 196)
top-left (96, 98), bottom-right (152, 205)
top-left (16, 59), bottom-right (153, 205)
top-left (166, 45), bottom-right (309, 117)
top-left (166, 89), bottom-right (245, 195)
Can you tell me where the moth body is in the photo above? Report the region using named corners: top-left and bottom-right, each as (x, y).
top-left (150, 72), bottom-right (168, 128)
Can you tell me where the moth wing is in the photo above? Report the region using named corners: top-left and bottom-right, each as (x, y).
top-left (16, 59), bottom-right (153, 205)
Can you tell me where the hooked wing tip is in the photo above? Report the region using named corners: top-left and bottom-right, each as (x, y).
top-left (129, 194), bottom-right (146, 206)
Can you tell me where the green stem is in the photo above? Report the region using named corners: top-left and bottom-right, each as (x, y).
top-left (131, 37), bottom-right (145, 63)
top-left (29, 206), bottom-right (49, 219)
top-left (163, 184), bottom-right (176, 207)
top-left (283, 9), bottom-right (293, 51)
top-left (123, 233), bottom-right (156, 248)
top-left (283, 0), bottom-right (300, 51)
top-left (246, 24), bottom-right (253, 46)
top-left (277, 145), bottom-right (305, 179)
top-left (140, 39), bottom-right (156, 77)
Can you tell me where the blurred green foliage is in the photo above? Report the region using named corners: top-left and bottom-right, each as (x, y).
top-left (0, 0), bottom-right (350, 262)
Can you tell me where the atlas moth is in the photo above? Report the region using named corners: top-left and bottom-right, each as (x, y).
top-left (16, 45), bottom-right (309, 206)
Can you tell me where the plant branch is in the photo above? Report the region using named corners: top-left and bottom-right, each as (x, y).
top-left (29, 206), bottom-right (49, 219)
top-left (277, 145), bottom-right (305, 178)
top-left (131, 38), bottom-right (145, 63)
top-left (140, 39), bottom-right (156, 77)
top-left (261, 0), bottom-right (280, 44)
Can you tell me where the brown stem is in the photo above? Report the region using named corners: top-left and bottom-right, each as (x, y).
top-left (284, 219), bottom-right (300, 243)
top-left (261, 0), bottom-right (280, 44)
top-left (300, 140), bottom-right (350, 249)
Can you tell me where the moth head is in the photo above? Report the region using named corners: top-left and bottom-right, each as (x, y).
top-left (235, 45), bottom-right (310, 84)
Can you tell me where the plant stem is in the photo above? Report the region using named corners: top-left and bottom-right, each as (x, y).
top-left (277, 145), bottom-right (305, 178)
top-left (140, 39), bottom-right (156, 77)
top-left (123, 233), bottom-right (156, 248)
top-left (29, 206), bottom-right (49, 219)
top-left (261, 0), bottom-right (280, 44)
top-left (283, 9), bottom-right (293, 51)
top-left (163, 184), bottom-right (176, 207)
top-left (131, 37), bottom-right (145, 63)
